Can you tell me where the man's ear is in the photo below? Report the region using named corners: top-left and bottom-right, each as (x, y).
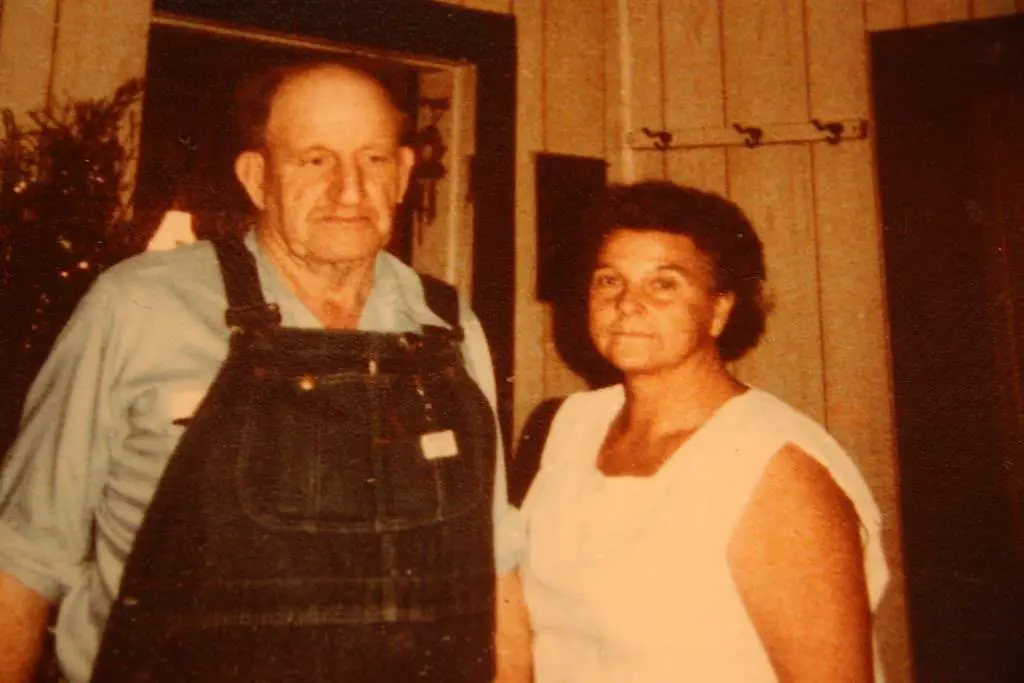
top-left (234, 150), bottom-right (268, 210)
top-left (395, 146), bottom-right (416, 203)
top-left (710, 291), bottom-right (737, 339)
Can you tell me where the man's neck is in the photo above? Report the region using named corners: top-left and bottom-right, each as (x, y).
top-left (257, 231), bottom-right (377, 329)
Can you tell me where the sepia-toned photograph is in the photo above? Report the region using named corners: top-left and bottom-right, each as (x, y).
top-left (0, 1), bottom-right (1021, 682)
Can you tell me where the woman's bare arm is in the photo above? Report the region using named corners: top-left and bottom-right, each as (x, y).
top-left (494, 569), bottom-right (533, 683)
top-left (728, 443), bottom-right (874, 683)
top-left (0, 572), bottom-right (51, 683)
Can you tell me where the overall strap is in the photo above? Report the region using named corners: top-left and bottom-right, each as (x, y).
top-left (419, 273), bottom-right (462, 336)
top-left (212, 236), bottom-right (282, 332)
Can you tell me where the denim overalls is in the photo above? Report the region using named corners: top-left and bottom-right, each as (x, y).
top-left (89, 237), bottom-right (497, 682)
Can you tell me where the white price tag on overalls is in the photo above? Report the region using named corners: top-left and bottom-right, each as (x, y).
top-left (420, 430), bottom-right (459, 460)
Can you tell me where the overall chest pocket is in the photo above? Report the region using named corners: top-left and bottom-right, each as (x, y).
top-left (236, 367), bottom-right (491, 533)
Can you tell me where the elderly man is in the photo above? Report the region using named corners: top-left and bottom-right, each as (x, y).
top-left (0, 63), bottom-right (528, 683)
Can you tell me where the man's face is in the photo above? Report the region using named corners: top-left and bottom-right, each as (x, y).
top-left (237, 67), bottom-right (414, 267)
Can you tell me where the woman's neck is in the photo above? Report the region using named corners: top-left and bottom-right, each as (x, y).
top-left (618, 357), bottom-right (745, 438)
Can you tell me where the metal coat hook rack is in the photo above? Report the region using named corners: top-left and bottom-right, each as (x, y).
top-left (628, 118), bottom-right (869, 151)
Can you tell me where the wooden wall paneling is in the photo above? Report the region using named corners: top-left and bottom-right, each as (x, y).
top-left (804, 3), bottom-right (911, 682)
top-left (865, 0), bottom-right (908, 31)
top-left (625, 0), bottom-right (667, 181)
top-left (814, 139), bottom-right (913, 683)
top-left (543, 0), bottom-right (606, 156)
top-left (806, 0), bottom-right (870, 121)
top-left (864, 0), bottom-right (905, 31)
top-left (905, 0), bottom-right (970, 25)
top-left (512, 0), bottom-right (548, 435)
top-left (661, 0), bottom-right (727, 195)
top-left (722, 0), bottom-right (809, 125)
top-left (665, 150), bottom-right (728, 196)
top-left (49, 0), bottom-right (153, 101)
top-left (721, 0), bottom-right (821, 419)
top-left (49, 0), bottom-right (153, 205)
top-left (971, 0), bottom-right (1021, 17)
top-left (728, 145), bottom-right (826, 423)
top-left (540, 0), bottom-right (606, 399)
top-left (0, 0), bottom-right (59, 116)
top-left (605, 0), bottom-right (628, 183)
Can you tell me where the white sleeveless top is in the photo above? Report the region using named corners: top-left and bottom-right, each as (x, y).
top-left (520, 385), bottom-right (889, 683)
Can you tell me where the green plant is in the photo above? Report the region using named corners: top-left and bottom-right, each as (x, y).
top-left (0, 78), bottom-right (144, 448)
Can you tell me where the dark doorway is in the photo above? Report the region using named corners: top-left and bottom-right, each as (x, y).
top-left (872, 14), bottom-right (1024, 683)
top-left (143, 0), bottom-right (517, 443)
top-left (136, 24), bottom-right (422, 261)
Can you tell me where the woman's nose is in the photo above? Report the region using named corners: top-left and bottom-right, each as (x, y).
top-left (615, 284), bottom-right (645, 314)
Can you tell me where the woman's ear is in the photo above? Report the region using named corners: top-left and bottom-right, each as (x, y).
top-left (710, 291), bottom-right (737, 339)
top-left (234, 150), bottom-right (267, 210)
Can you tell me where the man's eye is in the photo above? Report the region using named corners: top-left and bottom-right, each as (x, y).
top-left (302, 154), bottom-right (329, 167)
top-left (592, 273), bottom-right (619, 288)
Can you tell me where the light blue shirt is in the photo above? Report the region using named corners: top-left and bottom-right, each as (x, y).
top-left (0, 233), bottom-right (521, 683)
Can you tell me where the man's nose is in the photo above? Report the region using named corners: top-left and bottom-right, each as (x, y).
top-left (327, 159), bottom-right (365, 205)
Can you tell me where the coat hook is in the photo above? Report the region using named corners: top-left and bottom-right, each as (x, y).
top-left (732, 123), bottom-right (763, 148)
top-left (641, 127), bottom-right (673, 151)
top-left (811, 119), bottom-right (845, 145)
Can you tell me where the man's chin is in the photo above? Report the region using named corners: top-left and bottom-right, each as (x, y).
top-left (305, 240), bottom-right (388, 266)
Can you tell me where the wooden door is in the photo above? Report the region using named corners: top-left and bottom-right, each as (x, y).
top-left (872, 14), bottom-right (1024, 682)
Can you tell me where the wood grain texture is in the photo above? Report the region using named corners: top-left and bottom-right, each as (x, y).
top-left (865, 0), bottom-right (907, 31)
top-left (662, 0), bottom-right (724, 129)
top-left (541, 0), bottom-right (607, 398)
top-left (624, 0), bottom-right (667, 180)
top-left (665, 148), bottom-right (728, 196)
top-left (605, 0), bottom-right (628, 183)
top-left (728, 144), bottom-right (826, 423)
top-left (722, 0), bottom-right (809, 124)
top-left (905, 0), bottom-right (970, 25)
top-left (49, 0), bottom-right (153, 101)
top-left (806, 0), bottom-right (870, 120)
top-left (660, 0), bottom-right (726, 194)
top-left (512, 0), bottom-right (549, 434)
top-left (544, 0), bottom-right (606, 156)
top-left (971, 0), bottom-right (1021, 17)
top-left (813, 139), bottom-right (913, 683)
top-left (0, 0), bottom-right (59, 116)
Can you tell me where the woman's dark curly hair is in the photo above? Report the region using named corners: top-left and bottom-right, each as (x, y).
top-left (582, 181), bottom-right (770, 361)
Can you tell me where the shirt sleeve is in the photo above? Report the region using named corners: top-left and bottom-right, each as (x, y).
top-left (0, 276), bottom-right (123, 601)
top-left (457, 301), bottom-right (526, 574)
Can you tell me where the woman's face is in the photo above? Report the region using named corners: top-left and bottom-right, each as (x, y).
top-left (588, 228), bottom-right (735, 376)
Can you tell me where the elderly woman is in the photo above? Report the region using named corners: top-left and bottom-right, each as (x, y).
top-left (515, 182), bottom-right (889, 682)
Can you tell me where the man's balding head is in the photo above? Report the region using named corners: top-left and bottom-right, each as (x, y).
top-left (233, 61), bottom-right (416, 270)
top-left (236, 62), bottom-right (408, 154)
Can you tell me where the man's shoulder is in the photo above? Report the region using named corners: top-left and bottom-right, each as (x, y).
top-left (93, 241), bottom-right (224, 316)
top-left (100, 241), bottom-right (220, 292)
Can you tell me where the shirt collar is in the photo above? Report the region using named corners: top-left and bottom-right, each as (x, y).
top-left (243, 230), bottom-right (450, 332)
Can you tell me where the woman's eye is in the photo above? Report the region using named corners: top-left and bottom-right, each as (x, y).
top-left (650, 277), bottom-right (678, 291)
top-left (592, 273), bottom-right (619, 288)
